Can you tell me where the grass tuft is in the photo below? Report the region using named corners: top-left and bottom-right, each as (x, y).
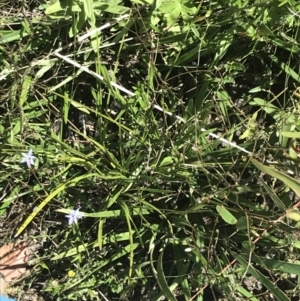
top-left (1, 0), bottom-right (300, 300)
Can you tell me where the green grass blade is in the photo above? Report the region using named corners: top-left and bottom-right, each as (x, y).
top-left (250, 158), bottom-right (300, 197)
top-left (232, 252), bottom-right (290, 301)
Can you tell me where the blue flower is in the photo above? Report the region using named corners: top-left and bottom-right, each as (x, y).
top-left (65, 208), bottom-right (83, 225)
top-left (21, 149), bottom-right (36, 168)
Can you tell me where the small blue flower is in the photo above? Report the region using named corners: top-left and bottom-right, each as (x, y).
top-left (65, 208), bottom-right (83, 225)
top-left (21, 149), bottom-right (36, 168)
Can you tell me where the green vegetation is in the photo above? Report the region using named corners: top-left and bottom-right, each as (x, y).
top-left (1, 0), bottom-right (300, 300)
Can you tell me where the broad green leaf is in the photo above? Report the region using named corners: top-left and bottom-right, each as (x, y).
top-left (251, 98), bottom-right (278, 115)
top-left (216, 205), bottom-right (237, 225)
top-left (160, 0), bottom-right (196, 26)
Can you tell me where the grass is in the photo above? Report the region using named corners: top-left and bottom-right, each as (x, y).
top-left (1, 0), bottom-right (300, 300)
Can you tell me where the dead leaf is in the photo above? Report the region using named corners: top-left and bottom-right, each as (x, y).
top-left (0, 243), bottom-right (32, 282)
top-left (0, 273), bottom-right (7, 296)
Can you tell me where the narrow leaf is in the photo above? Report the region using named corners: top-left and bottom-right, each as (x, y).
top-left (19, 75), bottom-right (32, 107)
top-left (232, 252), bottom-right (290, 301)
top-left (157, 251), bottom-right (177, 301)
top-left (250, 158), bottom-right (300, 197)
top-left (258, 178), bottom-right (286, 210)
top-left (281, 131), bottom-right (300, 138)
top-left (15, 173), bottom-right (101, 237)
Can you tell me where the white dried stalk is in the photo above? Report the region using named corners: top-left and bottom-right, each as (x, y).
top-left (200, 129), bottom-right (252, 155)
top-left (53, 14), bottom-right (130, 54)
top-left (77, 14), bottom-right (130, 43)
top-left (53, 52), bottom-right (184, 122)
top-left (51, 14), bottom-right (259, 157)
